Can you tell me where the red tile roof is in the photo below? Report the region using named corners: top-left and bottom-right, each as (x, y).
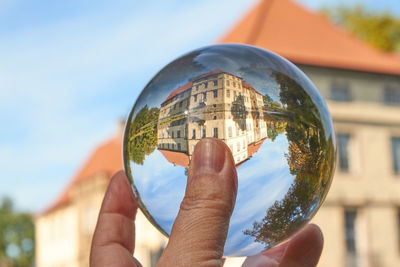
top-left (158, 149), bottom-right (189, 168)
top-left (163, 69), bottom-right (233, 105)
top-left (164, 81), bottom-right (193, 103)
top-left (218, 0), bottom-right (400, 75)
top-left (42, 135), bottom-right (123, 214)
top-left (247, 138), bottom-right (266, 158)
top-left (192, 69), bottom-right (227, 80)
top-left (242, 81), bottom-right (254, 89)
top-left (242, 81), bottom-right (263, 96)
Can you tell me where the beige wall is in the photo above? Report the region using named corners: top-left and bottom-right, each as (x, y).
top-left (35, 173), bottom-right (166, 267)
top-left (303, 65), bottom-right (400, 267)
top-left (36, 207), bottom-right (80, 267)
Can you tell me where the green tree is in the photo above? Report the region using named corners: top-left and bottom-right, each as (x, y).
top-left (231, 95), bottom-right (248, 131)
top-left (263, 94), bottom-right (281, 110)
top-left (244, 72), bottom-right (335, 248)
top-left (323, 5), bottom-right (400, 52)
top-left (128, 105), bottom-right (160, 165)
top-left (0, 197), bottom-right (35, 267)
top-left (263, 94), bottom-right (273, 106)
top-left (267, 121), bottom-right (287, 142)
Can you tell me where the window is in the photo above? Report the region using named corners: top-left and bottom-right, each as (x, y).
top-left (330, 82), bottom-right (352, 102)
top-left (204, 82), bottom-right (208, 88)
top-left (228, 126), bottom-right (232, 137)
top-left (213, 115), bottom-right (217, 120)
top-left (202, 126), bottom-right (206, 138)
top-left (177, 130), bottom-right (181, 138)
top-left (150, 246), bottom-right (164, 267)
top-left (172, 143), bottom-right (175, 150)
top-left (226, 80), bottom-right (230, 86)
top-left (177, 143), bottom-right (181, 151)
top-left (213, 80), bottom-right (218, 86)
top-left (233, 82), bottom-right (236, 88)
top-left (171, 131), bottom-right (174, 138)
top-left (392, 137), bottom-right (400, 175)
top-left (345, 209), bottom-right (357, 253)
top-left (195, 84), bottom-right (199, 90)
top-left (227, 90), bottom-right (230, 97)
top-left (345, 209), bottom-right (358, 267)
top-left (384, 86), bottom-right (400, 105)
top-left (193, 94), bottom-right (197, 102)
top-left (242, 140), bottom-right (245, 149)
top-left (397, 208), bottom-right (400, 251)
top-left (179, 101), bottom-right (182, 108)
top-left (203, 92), bottom-right (207, 101)
top-left (237, 142), bottom-right (240, 152)
top-left (167, 143), bottom-right (170, 149)
top-left (337, 133), bottom-right (350, 172)
top-left (213, 90), bottom-right (218, 98)
top-left (213, 127), bottom-right (218, 138)
top-left (192, 129), bottom-right (196, 139)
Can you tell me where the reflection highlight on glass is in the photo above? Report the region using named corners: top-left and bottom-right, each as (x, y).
top-left (123, 44), bottom-right (336, 256)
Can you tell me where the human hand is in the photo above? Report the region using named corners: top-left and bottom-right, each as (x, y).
top-left (90, 138), bottom-right (323, 267)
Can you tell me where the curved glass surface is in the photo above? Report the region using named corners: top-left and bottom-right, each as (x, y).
top-left (123, 44), bottom-right (336, 256)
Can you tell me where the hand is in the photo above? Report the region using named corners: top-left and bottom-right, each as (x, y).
top-left (90, 138), bottom-right (323, 267)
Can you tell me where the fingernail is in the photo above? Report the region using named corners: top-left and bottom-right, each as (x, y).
top-left (192, 138), bottom-right (226, 173)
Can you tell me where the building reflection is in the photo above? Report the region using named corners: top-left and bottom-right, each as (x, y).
top-left (157, 69), bottom-right (268, 166)
top-left (125, 67), bottom-right (335, 250)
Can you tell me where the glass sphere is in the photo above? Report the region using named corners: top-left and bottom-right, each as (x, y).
top-left (123, 44), bottom-right (336, 256)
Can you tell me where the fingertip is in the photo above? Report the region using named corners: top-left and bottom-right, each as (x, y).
top-left (102, 170), bottom-right (138, 219)
top-left (159, 138), bottom-right (238, 266)
top-left (306, 224), bottom-right (324, 248)
top-left (188, 138), bottom-right (238, 212)
top-left (90, 171), bottom-right (139, 265)
top-left (279, 224), bottom-right (324, 267)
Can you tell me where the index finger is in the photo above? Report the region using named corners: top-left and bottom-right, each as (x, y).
top-left (90, 171), bottom-right (141, 267)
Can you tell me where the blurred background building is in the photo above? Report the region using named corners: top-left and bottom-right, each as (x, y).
top-left (35, 1), bottom-right (400, 266)
top-left (34, 129), bottom-right (167, 267)
top-left (218, 2), bottom-right (400, 266)
top-left (2, 0), bottom-right (400, 266)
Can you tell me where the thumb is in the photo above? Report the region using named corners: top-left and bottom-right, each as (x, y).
top-left (157, 138), bottom-right (238, 267)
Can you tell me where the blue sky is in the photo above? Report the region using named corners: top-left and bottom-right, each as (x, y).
top-left (1, 0), bottom-right (399, 213)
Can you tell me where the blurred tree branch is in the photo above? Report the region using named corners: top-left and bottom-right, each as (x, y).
top-left (322, 5), bottom-right (400, 52)
top-left (0, 197), bottom-right (34, 267)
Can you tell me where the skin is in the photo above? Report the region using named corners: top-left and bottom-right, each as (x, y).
top-left (90, 138), bottom-right (323, 267)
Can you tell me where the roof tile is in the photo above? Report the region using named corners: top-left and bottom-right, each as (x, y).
top-left (219, 0), bottom-right (400, 75)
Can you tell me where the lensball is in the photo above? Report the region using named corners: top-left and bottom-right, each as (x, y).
top-left (123, 44), bottom-right (336, 256)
